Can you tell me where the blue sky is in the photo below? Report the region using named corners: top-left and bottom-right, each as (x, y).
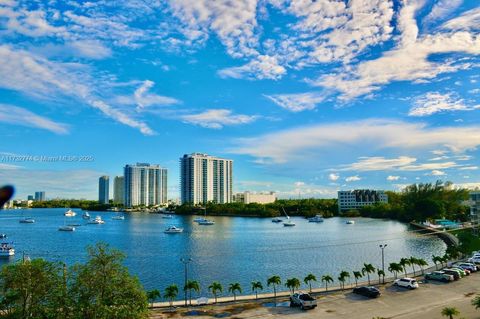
top-left (0, 0), bottom-right (479, 200)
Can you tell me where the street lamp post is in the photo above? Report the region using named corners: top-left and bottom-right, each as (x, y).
top-left (180, 257), bottom-right (192, 307)
top-left (379, 244), bottom-right (387, 284)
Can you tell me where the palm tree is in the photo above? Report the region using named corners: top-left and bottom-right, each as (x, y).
top-left (416, 258), bottom-right (428, 275)
top-left (432, 255), bottom-right (443, 270)
top-left (208, 281), bottom-right (222, 303)
top-left (388, 263), bottom-right (403, 279)
top-left (399, 258), bottom-right (411, 276)
top-left (408, 256), bottom-right (418, 276)
top-left (353, 271), bottom-right (362, 287)
top-left (267, 275), bottom-right (281, 300)
top-left (184, 280), bottom-right (200, 306)
top-left (377, 269), bottom-right (385, 285)
top-left (441, 307), bottom-right (460, 319)
top-left (147, 289), bottom-right (161, 307)
top-left (472, 295), bottom-right (480, 309)
top-left (361, 263), bottom-right (375, 285)
top-left (304, 274), bottom-right (317, 293)
top-left (164, 284), bottom-right (179, 309)
top-left (321, 275), bottom-right (334, 291)
top-left (251, 281), bottom-right (263, 299)
top-left (441, 254), bottom-right (450, 266)
top-left (285, 278), bottom-right (301, 294)
top-left (338, 271), bottom-right (350, 290)
top-left (228, 283), bottom-right (242, 301)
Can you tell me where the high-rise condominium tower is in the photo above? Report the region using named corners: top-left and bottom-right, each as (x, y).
top-left (98, 176), bottom-right (109, 204)
top-left (180, 153), bottom-right (233, 204)
top-left (124, 163), bottom-right (167, 207)
top-left (113, 176), bottom-right (124, 205)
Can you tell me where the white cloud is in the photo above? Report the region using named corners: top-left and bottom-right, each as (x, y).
top-left (430, 170), bottom-right (446, 176)
top-left (345, 175), bottom-right (361, 182)
top-left (68, 40), bottom-right (112, 59)
top-left (218, 55), bottom-right (286, 80)
top-left (459, 166), bottom-right (478, 170)
top-left (387, 175), bottom-right (400, 181)
top-left (181, 109), bottom-right (257, 129)
top-left (328, 173), bottom-right (340, 181)
top-left (0, 104), bottom-right (69, 134)
top-left (115, 80), bottom-right (180, 110)
top-left (231, 119), bottom-right (480, 164)
top-left (409, 92), bottom-right (480, 116)
top-left (338, 156), bottom-right (416, 171)
top-left (294, 181), bottom-right (305, 187)
top-left (422, 0), bottom-right (463, 27)
top-left (442, 7), bottom-right (480, 31)
top-left (264, 92), bottom-right (325, 112)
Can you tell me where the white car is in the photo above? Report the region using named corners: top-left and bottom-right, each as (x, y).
top-left (453, 262), bottom-right (478, 272)
top-left (468, 256), bottom-right (480, 264)
top-left (289, 292), bottom-right (317, 310)
top-left (393, 278), bottom-right (419, 289)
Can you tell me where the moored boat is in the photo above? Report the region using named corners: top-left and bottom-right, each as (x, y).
top-left (19, 217), bottom-right (35, 224)
top-left (112, 215), bottom-right (125, 220)
top-left (164, 225), bottom-right (184, 233)
top-left (64, 209), bottom-right (76, 217)
top-left (82, 211), bottom-right (90, 219)
top-left (272, 217), bottom-right (283, 223)
top-left (198, 219), bottom-right (215, 225)
top-left (0, 243), bottom-right (14, 257)
top-left (58, 226), bottom-right (75, 231)
top-left (88, 216), bottom-right (105, 224)
top-left (346, 220), bottom-right (355, 225)
top-left (308, 215), bottom-right (324, 223)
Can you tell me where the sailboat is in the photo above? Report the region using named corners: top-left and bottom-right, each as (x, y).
top-left (59, 216), bottom-right (75, 231)
top-left (282, 207), bottom-right (296, 227)
top-left (19, 210), bottom-right (35, 223)
top-left (197, 207), bottom-right (215, 225)
top-left (64, 209), bottom-right (76, 217)
top-left (82, 211), bottom-right (90, 219)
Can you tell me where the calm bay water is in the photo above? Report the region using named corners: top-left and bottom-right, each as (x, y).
top-left (0, 208), bottom-right (446, 296)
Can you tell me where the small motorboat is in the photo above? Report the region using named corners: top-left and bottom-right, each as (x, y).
top-left (19, 218), bottom-right (35, 224)
top-left (82, 211), bottom-right (90, 219)
top-left (0, 243), bottom-right (14, 257)
top-left (0, 234), bottom-right (6, 239)
top-left (88, 216), bottom-right (105, 224)
top-left (64, 209), bottom-right (76, 217)
top-left (272, 217), bottom-right (283, 223)
top-left (193, 217), bottom-right (207, 223)
top-left (112, 215), bottom-right (125, 220)
top-left (283, 219), bottom-right (296, 227)
top-left (162, 214), bottom-right (174, 219)
top-left (346, 220), bottom-right (355, 225)
top-left (198, 219), bottom-right (215, 225)
top-left (164, 226), bottom-right (184, 233)
top-left (308, 215), bottom-right (324, 223)
top-left (58, 226), bottom-right (75, 232)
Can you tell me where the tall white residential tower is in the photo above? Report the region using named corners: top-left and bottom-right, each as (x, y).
top-left (124, 163), bottom-right (167, 207)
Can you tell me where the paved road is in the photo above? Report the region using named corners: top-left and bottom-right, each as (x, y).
top-left (151, 272), bottom-right (480, 319)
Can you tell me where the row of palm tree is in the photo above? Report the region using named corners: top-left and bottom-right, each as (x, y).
top-left (151, 253), bottom-right (456, 306)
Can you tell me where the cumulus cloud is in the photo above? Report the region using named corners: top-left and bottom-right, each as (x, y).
top-left (264, 92), bottom-right (325, 112)
top-left (181, 109), bottom-right (257, 129)
top-left (387, 175), bottom-right (400, 181)
top-left (423, 0), bottom-right (463, 28)
top-left (409, 92), bottom-right (480, 116)
top-left (218, 55), bottom-right (286, 80)
top-left (430, 169), bottom-right (446, 176)
top-left (0, 104), bottom-right (69, 134)
top-left (442, 7), bottom-right (480, 31)
top-left (328, 173), bottom-right (340, 181)
top-left (345, 175), bottom-right (361, 182)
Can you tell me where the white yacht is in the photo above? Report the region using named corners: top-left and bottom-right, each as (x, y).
top-left (346, 220), bottom-right (355, 225)
top-left (164, 226), bottom-right (184, 233)
top-left (272, 217), bottom-right (283, 223)
top-left (64, 209), bottom-right (76, 217)
top-left (198, 219), bottom-right (215, 225)
top-left (58, 226), bottom-right (75, 231)
top-left (0, 243), bottom-right (14, 257)
top-left (88, 216), bottom-right (105, 224)
top-left (82, 211), bottom-right (90, 219)
top-left (19, 217), bottom-right (35, 224)
top-left (308, 215), bottom-right (324, 223)
top-left (193, 217), bottom-right (207, 223)
top-left (112, 215), bottom-right (125, 220)
top-left (162, 214), bottom-right (174, 219)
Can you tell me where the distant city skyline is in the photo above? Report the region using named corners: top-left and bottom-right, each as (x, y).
top-left (0, 1), bottom-right (479, 200)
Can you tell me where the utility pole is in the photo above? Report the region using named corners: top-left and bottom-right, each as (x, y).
top-left (180, 257), bottom-right (192, 307)
top-left (379, 244), bottom-right (387, 284)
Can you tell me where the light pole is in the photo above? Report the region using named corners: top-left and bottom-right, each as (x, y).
top-left (180, 257), bottom-right (192, 307)
top-left (379, 244), bottom-right (387, 284)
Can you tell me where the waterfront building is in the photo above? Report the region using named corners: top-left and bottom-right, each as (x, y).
top-left (234, 191), bottom-right (276, 204)
top-left (34, 191), bottom-right (45, 201)
top-left (27, 195), bottom-right (34, 201)
top-left (98, 176), bottom-right (109, 204)
top-left (124, 163), bottom-right (167, 207)
top-left (113, 176), bottom-right (124, 205)
top-left (180, 153), bottom-right (233, 204)
top-left (338, 189), bottom-right (388, 213)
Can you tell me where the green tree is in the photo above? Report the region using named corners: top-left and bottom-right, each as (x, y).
top-left (399, 258), bottom-right (411, 276)
top-left (303, 274), bottom-right (317, 293)
top-left (441, 307), bottom-right (460, 319)
top-left (228, 283), bottom-right (242, 301)
top-left (251, 281), bottom-right (263, 299)
top-left (267, 275), bottom-right (281, 300)
top-left (338, 271), bottom-right (350, 290)
top-left (285, 278), bottom-right (301, 294)
top-left (472, 295), bottom-right (480, 309)
top-left (184, 280), bottom-right (200, 306)
top-left (164, 285), bottom-right (178, 309)
top-left (147, 289), bottom-right (161, 307)
top-left (416, 258), bottom-right (428, 274)
top-left (321, 275), bottom-right (334, 291)
top-left (377, 269), bottom-right (385, 285)
top-left (432, 255), bottom-right (443, 270)
top-left (361, 263), bottom-right (375, 285)
top-left (69, 243), bottom-right (148, 319)
top-left (388, 263), bottom-right (403, 279)
top-left (353, 271), bottom-right (363, 287)
top-left (0, 258), bottom-right (65, 319)
top-left (208, 282), bottom-right (222, 304)
top-left (408, 256), bottom-right (418, 276)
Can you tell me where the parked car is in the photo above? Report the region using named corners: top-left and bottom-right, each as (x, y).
top-left (425, 271), bottom-right (454, 282)
top-left (453, 262), bottom-right (478, 272)
top-left (451, 267), bottom-right (470, 275)
top-left (468, 256), bottom-right (480, 264)
top-left (352, 286), bottom-right (381, 298)
top-left (289, 292), bottom-right (317, 310)
top-left (393, 278), bottom-right (419, 289)
top-left (442, 269), bottom-right (461, 280)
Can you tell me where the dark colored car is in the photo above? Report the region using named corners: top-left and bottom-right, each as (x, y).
top-left (352, 286), bottom-right (381, 298)
top-left (442, 269), bottom-right (461, 280)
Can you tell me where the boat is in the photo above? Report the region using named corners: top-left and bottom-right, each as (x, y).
top-left (0, 234), bottom-right (6, 239)
top-left (164, 225), bottom-right (184, 233)
top-left (346, 220), bottom-right (355, 225)
top-left (64, 209), bottom-right (76, 217)
top-left (282, 207), bottom-right (296, 227)
top-left (308, 215), bottom-right (324, 223)
top-left (88, 216), bottom-right (105, 224)
top-left (193, 217), bottom-right (207, 223)
top-left (58, 226), bottom-right (75, 231)
top-left (162, 214), bottom-right (174, 219)
top-left (272, 217), bottom-right (283, 223)
top-left (19, 217), bottom-right (35, 224)
top-left (0, 243), bottom-right (14, 257)
top-left (82, 211), bottom-right (90, 219)
top-left (198, 219), bottom-right (215, 225)
top-left (112, 215), bottom-right (125, 220)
